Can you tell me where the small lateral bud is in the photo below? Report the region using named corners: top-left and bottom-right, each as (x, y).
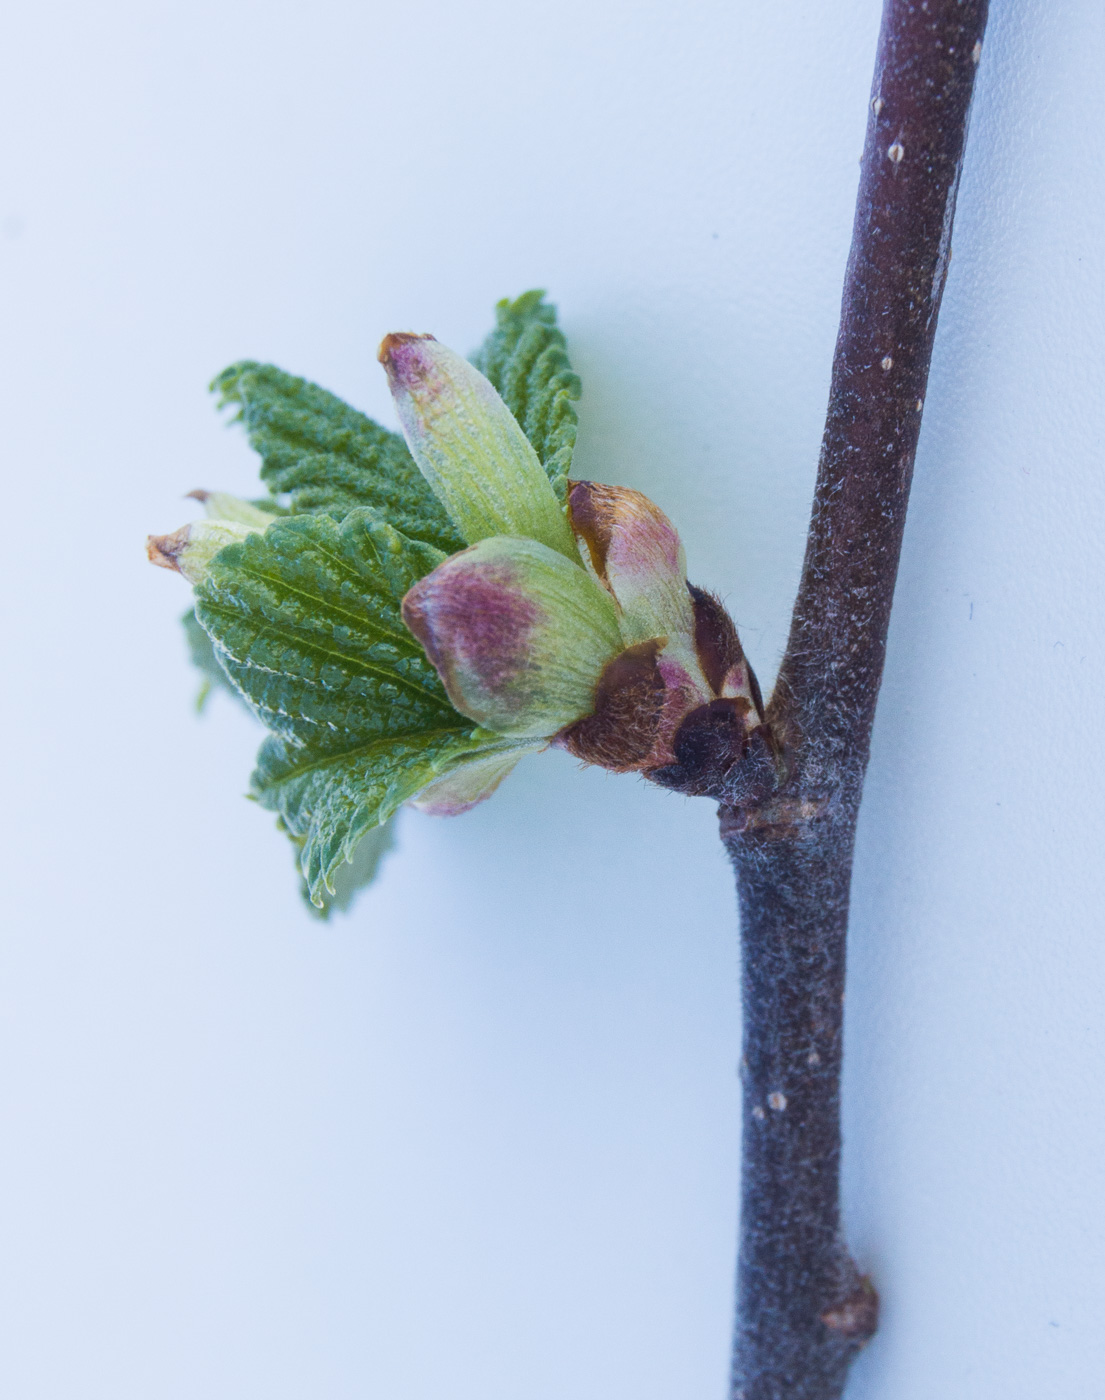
top-left (821, 1278), bottom-right (879, 1345)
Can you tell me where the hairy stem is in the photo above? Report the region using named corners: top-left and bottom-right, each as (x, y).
top-left (723, 2), bottom-right (990, 1395)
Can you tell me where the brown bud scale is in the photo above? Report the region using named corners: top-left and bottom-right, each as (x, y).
top-left (555, 640), bottom-right (666, 772)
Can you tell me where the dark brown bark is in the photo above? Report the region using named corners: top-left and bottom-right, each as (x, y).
top-left (727, 4), bottom-right (989, 1395)
top-left (656, 2), bottom-right (989, 1395)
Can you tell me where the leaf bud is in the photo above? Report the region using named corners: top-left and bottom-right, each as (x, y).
top-left (184, 490), bottom-right (279, 528)
top-left (401, 536), bottom-right (622, 739)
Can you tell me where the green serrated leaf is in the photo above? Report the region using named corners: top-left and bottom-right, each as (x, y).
top-left (194, 509), bottom-right (461, 754)
top-left (181, 607), bottom-right (248, 713)
top-left (254, 727), bottom-right (500, 905)
top-left (290, 813), bottom-right (398, 920)
top-left (470, 290), bottom-right (581, 503)
top-left (186, 295), bottom-right (585, 909)
top-left (212, 361), bottom-right (466, 554)
top-left (190, 507), bottom-right (533, 904)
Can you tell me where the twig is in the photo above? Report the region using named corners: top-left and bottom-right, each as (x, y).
top-left (719, 2), bottom-right (989, 1395)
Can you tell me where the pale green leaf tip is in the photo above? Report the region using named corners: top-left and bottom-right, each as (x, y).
top-left (149, 494), bottom-right (276, 586)
top-left (410, 743), bottom-right (539, 816)
top-left (147, 519), bottom-right (256, 585)
top-left (185, 489), bottom-right (279, 528)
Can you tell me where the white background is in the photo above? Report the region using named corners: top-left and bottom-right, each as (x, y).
top-left (2, 1), bottom-right (1102, 1396)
